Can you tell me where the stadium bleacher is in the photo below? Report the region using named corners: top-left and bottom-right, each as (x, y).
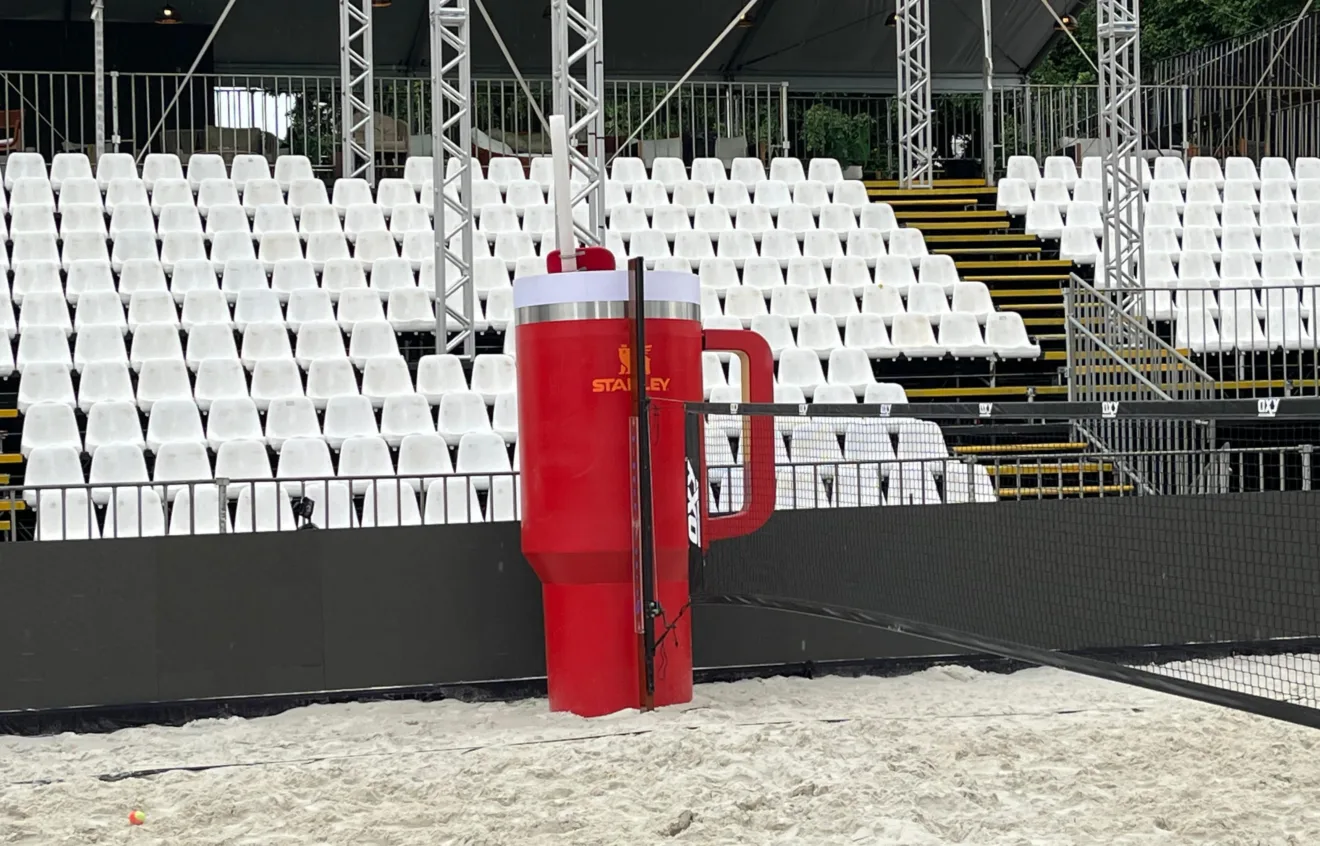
top-left (0, 149), bottom-right (1068, 538)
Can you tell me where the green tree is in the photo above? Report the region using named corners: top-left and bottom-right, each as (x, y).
top-left (1031, 0), bottom-right (1311, 84)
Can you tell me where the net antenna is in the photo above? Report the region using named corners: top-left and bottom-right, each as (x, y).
top-left (549, 114), bottom-right (580, 273)
top-left (628, 256), bottom-right (658, 711)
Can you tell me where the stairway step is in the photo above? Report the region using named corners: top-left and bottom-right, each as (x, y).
top-left (1072, 362), bottom-right (1192, 374)
top-left (988, 288), bottom-right (1064, 298)
top-left (1022, 316), bottom-right (1065, 326)
top-left (866, 179), bottom-right (989, 189)
top-left (984, 462), bottom-right (1115, 475)
top-left (999, 302), bottom-right (1064, 311)
top-left (908, 221), bottom-right (1011, 232)
top-left (965, 274), bottom-right (1073, 283)
top-left (869, 198), bottom-right (974, 207)
top-left (937, 246), bottom-right (1042, 256)
top-left (894, 209), bottom-right (1007, 221)
top-left (955, 259), bottom-right (1074, 271)
top-left (998, 485), bottom-right (1136, 497)
top-left (955, 442), bottom-right (1089, 454)
top-left (0, 454), bottom-right (21, 465)
top-left (0, 409), bottom-right (16, 420)
top-left (868, 187), bottom-right (998, 198)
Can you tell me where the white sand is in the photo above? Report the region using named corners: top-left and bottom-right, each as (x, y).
top-left (3, 661), bottom-right (1320, 845)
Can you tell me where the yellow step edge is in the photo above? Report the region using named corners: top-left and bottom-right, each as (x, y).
top-left (0, 522), bottom-right (10, 531)
top-left (866, 179), bottom-right (989, 189)
top-left (0, 409), bottom-right (17, 420)
top-left (1216, 378), bottom-right (1320, 390)
top-left (0, 500), bottom-right (28, 511)
top-left (956, 260), bottom-right (1073, 270)
top-left (894, 210), bottom-right (1007, 220)
top-left (868, 187), bottom-right (997, 198)
top-left (908, 222), bottom-right (1011, 232)
top-left (0, 475), bottom-right (10, 485)
top-left (955, 442), bottom-right (1089, 455)
top-left (1000, 302), bottom-right (1065, 311)
top-left (1073, 363), bottom-right (1192, 374)
top-left (904, 384), bottom-right (1068, 398)
top-left (870, 198), bottom-right (974, 207)
top-left (1022, 316), bottom-right (1065, 326)
top-left (922, 233), bottom-right (1033, 243)
top-left (984, 463), bottom-right (1115, 475)
top-left (0, 454), bottom-right (22, 465)
top-left (966, 274), bottom-right (1072, 282)
top-left (938, 247), bottom-right (1043, 256)
top-left (998, 485), bottom-right (1136, 497)
top-left (987, 288), bottom-right (1064, 298)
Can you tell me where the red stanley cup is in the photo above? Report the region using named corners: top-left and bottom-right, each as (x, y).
top-left (516, 267), bottom-right (775, 716)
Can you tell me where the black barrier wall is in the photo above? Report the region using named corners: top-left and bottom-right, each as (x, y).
top-left (5, 491), bottom-right (1315, 715)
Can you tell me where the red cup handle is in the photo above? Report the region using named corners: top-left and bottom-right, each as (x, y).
top-left (701, 329), bottom-right (776, 545)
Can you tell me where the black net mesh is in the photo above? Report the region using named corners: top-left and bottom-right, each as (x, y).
top-left (689, 398), bottom-right (1320, 728)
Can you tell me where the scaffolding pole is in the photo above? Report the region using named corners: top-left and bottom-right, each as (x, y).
top-left (1097, 0), bottom-right (1146, 290)
top-left (551, 0), bottom-right (606, 245)
top-left (92, 0), bottom-right (106, 159)
top-left (431, 0), bottom-right (477, 360)
top-left (340, 0), bottom-right (376, 185)
top-left (981, 0), bottom-right (995, 184)
top-left (896, 0), bottom-right (933, 188)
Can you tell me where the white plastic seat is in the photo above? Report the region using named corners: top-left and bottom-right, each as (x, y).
top-left (673, 182), bottom-right (713, 213)
top-left (360, 482), bottom-right (422, 528)
top-left (733, 205), bottom-right (773, 237)
top-left (274, 155), bottom-right (315, 191)
top-left (491, 391), bottom-right (518, 444)
top-left (88, 443), bottom-right (149, 505)
top-left (60, 231), bottom-right (112, 272)
top-left (862, 280), bottom-right (909, 323)
top-left (1025, 201), bottom-right (1064, 238)
top-left (346, 320), bottom-right (399, 366)
top-left (803, 231), bottom-right (843, 262)
top-left (891, 313), bottom-right (943, 358)
top-left (403, 156), bottom-right (434, 191)
top-left (72, 325), bottom-right (128, 372)
top-left (274, 435), bottom-right (334, 493)
top-left (137, 153), bottom-right (181, 190)
top-left (17, 363), bottom-right (75, 412)
top-left (136, 359), bottom-right (193, 412)
top-left (231, 482), bottom-right (297, 532)
top-left (252, 200), bottom-right (296, 236)
top-left (337, 288), bottom-right (387, 331)
top-left (152, 442), bottom-right (213, 502)
top-left (329, 178), bottom-right (372, 216)
top-left (18, 301), bottom-right (73, 346)
top-left (13, 232), bottom-right (62, 267)
top-left (304, 232), bottom-right (350, 272)
top-left (397, 433), bottom-right (454, 492)
top-left (77, 360), bottom-right (133, 412)
top-left (337, 435), bottom-right (396, 495)
top-left (454, 431), bottom-right (512, 491)
top-left (917, 255), bottom-right (960, 294)
top-left (47, 152), bottom-right (91, 191)
top-left (57, 178), bottom-right (103, 214)
top-left (10, 206), bottom-right (57, 238)
top-left (505, 180), bottom-right (546, 215)
top-left (752, 180), bottom-right (792, 214)
top-left (144, 397), bottom-right (205, 453)
top-left (713, 182), bottom-right (752, 209)
top-left (21, 402), bottom-right (82, 457)
top-left (939, 312), bottom-right (993, 358)
top-left (986, 312), bottom-right (1040, 358)
top-left (380, 393), bottom-right (436, 448)
top-left (759, 230), bottom-right (801, 267)
top-left (90, 152), bottom-right (134, 190)
top-left (950, 281), bottom-right (995, 322)
top-left (652, 205), bottom-right (692, 239)
top-left (795, 314), bottom-right (842, 359)
top-left (995, 178), bottom-right (1032, 215)
top-left (230, 287), bottom-right (283, 332)
top-left (257, 227), bottom-right (307, 271)
top-left (825, 347), bottom-right (876, 396)
top-left (35, 490), bottom-right (100, 541)
top-left (151, 178), bottom-right (194, 214)
top-left (1261, 225), bottom-right (1302, 260)
top-left (343, 204), bottom-right (389, 245)
top-left (355, 355), bottom-right (410, 409)
top-left (249, 359), bottom-right (305, 411)
top-left (438, 389), bottom-right (493, 445)
top-left (776, 348), bottom-right (826, 398)
top-left (207, 397), bottom-right (265, 450)
top-left (168, 484), bottom-right (230, 534)
top-left (387, 288), bottom-right (436, 333)
top-left (469, 354), bottom-right (516, 402)
top-left (322, 394), bottom-right (379, 449)
top-left (887, 229), bottom-right (928, 265)
top-left (306, 359), bottom-right (360, 410)
top-left (225, 154), bottom-right (270, 192)
top-left (844, 313), bottom-right (897, 358)
top-left (58, 204), bottom-right (107, 240)
top-left (67, 270), bottom-right (119, 317)
top-left (1060, 226), bottom-right (1101, 265)
top-left (11, 260), bottom-right (63, 305)
top-left (907, 281), bottom-right (951, 325)
top-left (127, 323), bottom-right (185, 372)
top-left (104, 177), bottom-right (149, 214)
top-left (11, 177), bottom-right (57, 213)
top-left (376, 178), bottom-right (419, 217)
top-left (240, 321), bottom-right (294, 370)
top-left (815, 285), bottom-right (860, 326)
top-left (416, 354), bottom-right (469, 403)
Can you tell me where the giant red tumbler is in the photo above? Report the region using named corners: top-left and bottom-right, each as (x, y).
top-left (515, 269), bottom-right (775, 716)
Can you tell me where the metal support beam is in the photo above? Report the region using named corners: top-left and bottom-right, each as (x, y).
top-left (92, 0), bottom-right (106, 159)
top-left (431, 0), bottom-right (476, 360)
top-left (896, 0), bottom-right (933, 188)
top-left (1096, 0), bottom-right (1145, 290)
top-left (340, 0), bottom-right (376, 185)
top-left (551, 0), bottom-right (605, 245)
top-left (980, 0), bottom-right (995, 184)
top-left (720, 0), bottom-right (781, 78)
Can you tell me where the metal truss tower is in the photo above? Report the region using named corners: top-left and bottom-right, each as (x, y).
top-left (550, 0), bottom-right (606, 244)
top-left (430, 0), bottom-right (477, 359)
top-left (896, 0), bottom-right (933, 188)
top-left (1096, 0), bottom-right (1146, 289)
top-left (339, 0), bottom-right (377, 185)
